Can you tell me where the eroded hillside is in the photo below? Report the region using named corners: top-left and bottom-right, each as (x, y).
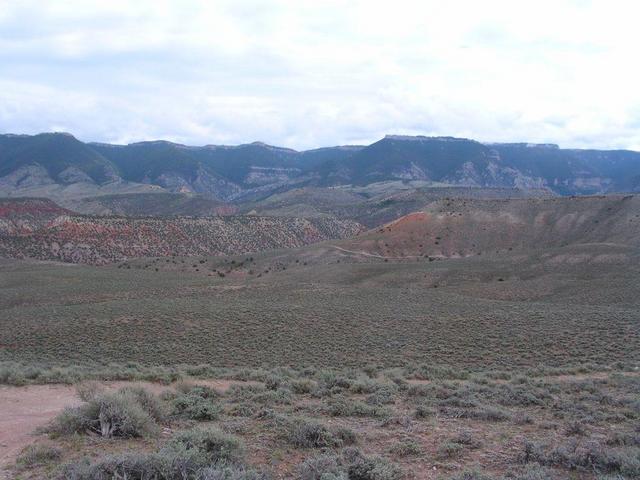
top-left (339, 195), bottom-right (640, 258)
top-left (0, 198), bottom-right (364, 264)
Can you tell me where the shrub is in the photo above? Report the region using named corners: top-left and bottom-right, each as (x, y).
top-left (197, 465), bottom-right (270, 480)
top-left (347, 453), bottom-right (402, 480)
top-left (168, 427), bottom-right (246, 465)
top-left (440, 405), bottom-right (510, 422)
top-left (365, 386), bottom-right (396, 406)
top-left (227, 384), bottom-right (266, 402)
top-left (521, 439), bottom-right (640, 477)
top-left (288, 419), bottom-right (337, 448)
top-left (389, 440), bottom-right (422, 456)
top-left (228, 402), bottom-right (257, 418)
top-left (509, 464), bottom-right (555, 480)
top-left (47, 406), bottom-right (92, 436)
top-left (284, 417), bottom-right (357, 448)
top-left (607, 432), bottom-right (640, 447)
top-left (251, 388), bottom-right (293, 406)
top-left (447, 470), bottom-right (495, 480)
top-left (298, 454), bottom-right (347, 480)
top-left (47, 387), bottom-right (159, 438)
top-left (564, 420), bottom-right (587, 436)
top-left (349, 378), bottom-right (380, 395)
top-left (92, 390), bottom-right (158, 438)
top-left (175, 383), bottom-right (221, 399)
top-left (453, 431), bottom-right (482, 449)
top-left (438, 441), bottom-right (464, 459)
top-left (75, 381), bottom-right (105, 402)
top-left (16, 443), bottom-right (62, 468)
top-left (60, 446), bottom-right (225, 480)
top-left (171, 394), bottom-right (221, 421)
top-left (415, 403), bottom-right (435, 419)
top-left (168, 383), bottom-right (223, 420)
top-left (264, 374), bottom-right (288, 391)
top-left (291, 379), bottom-right (316, 394)
top-left (325, 396), bottom-right (390, 418)
top-left (120, 385), bottom-right (168, 422)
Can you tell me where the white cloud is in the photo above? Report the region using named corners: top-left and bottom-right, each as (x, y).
top-left (0, 0), bottom-right (639, 150)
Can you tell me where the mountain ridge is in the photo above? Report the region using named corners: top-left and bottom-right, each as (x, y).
top-left (2, 132), bottom-right (640, 202)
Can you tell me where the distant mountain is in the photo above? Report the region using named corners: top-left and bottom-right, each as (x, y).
top-left (314, 135), bottom-right (640, 195)
top-left (0, 133), bottom-right (118, 184)
top-left (1, 132), bottom-right (640, 203)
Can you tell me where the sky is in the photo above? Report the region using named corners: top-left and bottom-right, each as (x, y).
top-left (1, 0), bottom-right (640, 150)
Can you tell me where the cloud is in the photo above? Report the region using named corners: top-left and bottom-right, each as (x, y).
top-left (0, 0), bottom-right (639, 150)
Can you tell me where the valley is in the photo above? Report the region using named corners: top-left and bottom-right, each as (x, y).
top-left (1, 134), bottom-right (640, 480)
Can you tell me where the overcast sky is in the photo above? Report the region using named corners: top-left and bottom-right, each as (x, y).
top-left (1, 0), bottom-right (639, 150)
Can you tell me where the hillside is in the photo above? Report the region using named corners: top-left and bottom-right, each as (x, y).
top-left (2, 133), bottom-right (640, 207)
top-left (0, 198), bottom-right (364, 264)
top-left (64, 192), bottom-right (236, 216)
top-left (338, 194), bottom-right (640, 259)
top-left (243, 185), bottom-right (554, 227)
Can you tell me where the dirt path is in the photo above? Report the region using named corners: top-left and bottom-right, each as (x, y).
top-left (0, 379), bottom-right (255, 475)
top-left (0, 384), bottom-right (82, 476)
top-left (330, 245), bottom-right (427, 260)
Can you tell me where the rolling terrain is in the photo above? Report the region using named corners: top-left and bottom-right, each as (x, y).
top-left (0, 198), bottom-right (364, 264)
top-left (242, 185), bottom-right (554, 227)
top-left (1, 194), bottom-right (639, 368)
top-left (64, 192), bottom-right (236, 217)
top-left (1, 193), bottom-right (639, 480)
top-left (339, 194), bottom-right (640, 258)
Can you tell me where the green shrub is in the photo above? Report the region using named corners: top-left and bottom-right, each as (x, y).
top-left (120, 385), bottom-right (168, 422)
top-left (509, 464), bottom-right (555, 480)
top-left (415, 403), bottom-right (435, 419)
top-left (447, 470), bottom-right (496, 480)
top-left (521, 439), bottom-right (640, 476)
top-left (171, 394), bottom-right (221, 421)
top-left (452, 430), bottom-right (482, 449)
top-left (251, 388), bottom-right (293, 405)
top-left (347, 453), bottom-right (402, 480)
top-left (175, 383), bottom-right (221, 399)
top-left (291, 379), bottom-right (316, 394)
top-left (168, 427), bottom-right (246, 465)
top-left (16, 443), bottom-right (62, 468)
top-left (228, 402), bottom-right (257, 417)
top-left (438, 441), bottom-right (464, 459)
top-left (325, 396), bottom-right (390, 418)
top-left (167, 383), bottom-right (223, 421)
top-left (288, 420), bottom-right (337, 448)
top-left (60, 447), bottom-right (263, 480)
top-left (47, 387), bottom-right (159, 438)
top-left (389, 440), bottom-right (422, 456)
top-left (282, 417), bottom-right (357, 449)
top-left (298, 454), bottom-right (347, 480)
top-left (75, 381), bottom-right (105, 402)
top-left (365, 386), bottom-right (397, 406)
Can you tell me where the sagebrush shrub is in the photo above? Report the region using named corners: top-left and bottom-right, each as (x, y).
top-left (297, 454), bottom-right (347, 480)
top-left (46, 387), bottom-right (160, 438)
top-left (168, 427), bottom-right (246, 465)
top-left (16, 443), bottom-right (62, 468)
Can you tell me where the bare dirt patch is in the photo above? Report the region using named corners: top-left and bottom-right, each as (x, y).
top-left (0, 378), bottom-right (258, 474)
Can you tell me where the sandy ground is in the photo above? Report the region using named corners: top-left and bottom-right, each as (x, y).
top-left (0, 379), bottom-right (251, 476)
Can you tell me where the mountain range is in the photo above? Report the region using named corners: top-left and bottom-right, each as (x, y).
top-left (2, 132), bottom-right (640, 204)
